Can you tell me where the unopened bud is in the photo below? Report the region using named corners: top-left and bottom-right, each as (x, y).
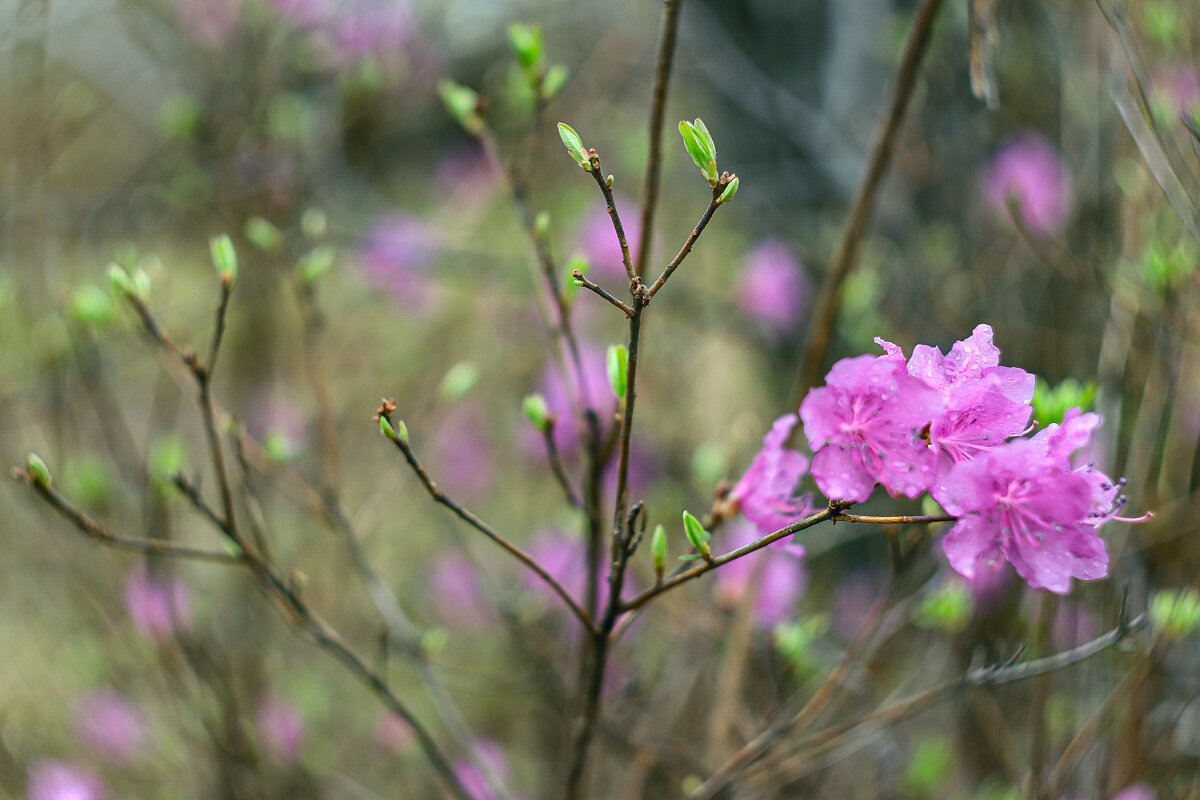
top-left (26, 453), bottom-right (51, 487)
top-left (682, 511), bottom-right (712, 561)
top-left (522, 393), bottom-right (551, 432)
top-left (210, 234), bottom-right (238, 286)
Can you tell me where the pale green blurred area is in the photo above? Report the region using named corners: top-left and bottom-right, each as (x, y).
top-left (1, 0), bottom-right (1200, 798)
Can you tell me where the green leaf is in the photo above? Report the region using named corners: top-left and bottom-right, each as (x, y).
top-left (606, 345), bottom-right (628, 399)
top-left (26, 453), bottom-right (52, 487)
top-left (300, 208), bottom-right (327, 241)
top-left (557, 122), bottom-right (591, 170)
top-left (679, 118), bottom-right (719, 185)
top-left (682, 510), bottom-right (712, 559)
top-left (379, 416), bottom-right (397, 440)
top-left (244, 216), bottom-right (283, 253)
top-left (439, 362), bottom-right (480, 402)
top-left (716, 175), bottom-right (739, 205)
top-left (437, 80), bottom-right (483, 135)
top-left (209, 234), bottom-right (238, 285)
top-left (507, 23), bottom-right (544, 75)
top-left (651, 524), bottom-right (667, 576)
top-left (296, 245), bottom-right (337, 285)
top-left (522, 393), bottom-right (551, 432)
top-left (70, 284), bottom-right (116, 326)
top-left (542, 64), bottom-right (569, 100)
top-left (1150, 588), bottom-right (1200, 639)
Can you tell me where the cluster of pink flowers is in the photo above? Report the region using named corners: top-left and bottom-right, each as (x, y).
top-left (729, 324), bottom-right (1144, 595)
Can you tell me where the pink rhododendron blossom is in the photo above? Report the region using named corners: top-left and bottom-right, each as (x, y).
top-left (730, 413), bottom-right (816, 535)
top-left (800, 350), bottom-right (943, 502)
top-left (374, 712), bottom-right (414, 754)
top-left (28, 761), bottom-right (106, 800)
top-left (938, 437), bottom-right (1110, 594)
top-left (983, 132), bottom-right (1074, 237)
top-left (895, 324), bottom-right (1035, 495)
top-left (429, 553), bottom-right (490, 628)
top-left (532, 345), bottom-right (613, 458)
top-left (715, 520), bottom-right (807, 628)
top-left (73, 691), bottom-right (146, 763)
top-left (738, 240), bottom-right (809, 331)
top-left (124, 568), bottom-right (192, 641)
top-left (359, 213), bottom-right (440, 311)
top-left (256, 695), bottom-right (305, 765)
top-left (576, 199), bottom-right (642, 280)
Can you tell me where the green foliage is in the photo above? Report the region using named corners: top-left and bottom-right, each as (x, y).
top-left (508, 23), bottom-right (545, 79)
top-left (26, 453), bottom-right (51, 487)
top-left (1150, 588), bottom-right (1200, 640)
top-left (774, 614), bottom-right (828, 675)
top-left (1032, 377), bottom-right (1096, 427)
top-left (912, 580), bottom-right (973, 634)
top-left (296, 245), bottom-right (337, 285)
top-left (438, 80), bottom-right (484, 135)
top-left (557, 122), bottom-right (591, 170)
top-left (522, 393), bottom-right (551, 432)
top-left (150, 434), bottom-right (188, 488)
top-left (606, 345), bottom-right (628, 399)
top-left (70, 284), bottom-right (116, 326)
top-left (1142, 235), bottom-right (1199, 294)
top-left (244, 216), bottom-right (284, 254)
top-left (903, 736), bottom-right (953, 796)
top-left (209, 234), bottom-right (238, 285)
top-left (439, 362), bottom-right (480, 402)
top-left (678, 118), bottom-right (718, 186)
top-left (681, 510), bottom-right (712, 560)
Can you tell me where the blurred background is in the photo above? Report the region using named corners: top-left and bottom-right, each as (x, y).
top-left (2, 0), bottom-right (1199, 798)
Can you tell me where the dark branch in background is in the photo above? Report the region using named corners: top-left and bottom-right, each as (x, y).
top-left (634, 0), bottom-right (685, 277)
top-left (789, 0), bottom-right (947, 408)
top-left (376, 402), bottom-right (595, 633)
top-left (542, 422), bottom-right (584, 511)
top-left (572, 270), bottom-right (634, 316)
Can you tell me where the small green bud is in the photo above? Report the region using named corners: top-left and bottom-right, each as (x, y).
top-left (682, 510), bottom-right (712, 561)
top-left (130, 269), bottom-right (150, 302)
top-left (395, 419), bottom-right (409, 445)
top-left (300, 208), bottom-right (327, 241)
top-left (296, 245), bottom-right (336, 285)
top-left (150, 434), bottom-right (188, 487)
top-left (439, 362), bottom-right (480, 402)
top-left (507, 23), bottom-right (544, 76)
top-left (651, 524), bottom-right (667, 581)
top-left (379, 416), bottom-right (398, 440)
top-left (438, 80), bottom-right (484, 135)
top-left (70, 284), bottom-right (116, 326)
top-left (210, 234), bottom-right (238, 286)
top-left (605, 174), bottom-right (614, 188)
top-left (541, 64), bottom-right (569, 100)
top-left (606, 345), bottom-right (628, 399)
top-left (716, 175), bottom-right (739, 205)
top-left (421, 626), bottom-right (449, 658)
top-left (107, 263), bottom-right (132, 296)
top-left (522, 393), bottom-right (552, 432)
top-left (262, 432), bottom-right (292, 464)
top-left (1150, 588), bottom-right (1200, 640)
top-left (26, 453), bottom-right (52, 487)
top-left (563, 254), bottom-right (588, 305)
top-left (679, 118), bottom-right (718, 185)
top-left (534, 211), bottom-right (551, 239)
top-left (557, 122), bottom-right (591, 170)
top-left (243, 216), bottom-right (283, 253)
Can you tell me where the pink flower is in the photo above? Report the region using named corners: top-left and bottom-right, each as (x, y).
top-left (1154, 65), bottom-right (1200, 118)
top-left (434, 404), bottom-right (495, 499)
top-left (28, 761), bottom-right (106, 800)
top-left (176, 0), bottom-right (243, 48)
top-left (124, 568), bottom-right (192, 641)
top-left (737, 240), bottom-right (809, 331)
top-left (522, 530), bottom-right (637, 614)
top-left (454, 740), bottom-right (509, 800)
top-left (730, 414), bottom-right (816, 536)
top-left (532, 344), bottom-right (613, 458)
top-left (897, 324), bottom-right (1035, 497)
top-left (375, 712), bottom-right (414, 754)
top-left (938, 438), bottom-right (1109, 594)
top-left (800, 349), bottom-right (944, 503)
top-left (575, 199), bottom-right (641, 281)
top-left (256, 696), bottom-right (305, 765)
top-left (714, 520), bottom-right (807, 628)
top-left (73, 691), bottom-right (146, 763)
top-left (429, 553), bottom-right (490, 628)
top-left (359, 213), bottom-right (440, 311)
top-left (1112, 784), bottom-right (1155, 800)
top-left (983, 132), bottom-right (1073, 237)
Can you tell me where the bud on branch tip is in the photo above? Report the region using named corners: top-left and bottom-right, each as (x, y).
top-left (557, 123), bottom-right (591, 170)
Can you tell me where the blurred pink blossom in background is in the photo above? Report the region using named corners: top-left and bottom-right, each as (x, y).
top-left (533, 344), bottom-right (613, 458)
top-left (256, 695), bottom-right (305, 765)
top-left (429, 553), bottom-right (491, 628)
top-left (27, 761), bottom-right (106, 800)
top-left (359, 213), bottom-right (441, 311)
top-left (434, 404), bottom-right (495, 498)
top-left (374, 712), bottom-right (414, 754)
top-left (124, 568), bottom-right (192, 641)
top-left (453, 740), bottom-right (511, 800)
top-left (575, 199), bottom-right (642, 281)
top-left (983, 132), bottom-right (1074, 237)
top-left (714, 520), bottom-right (807, 628)
top-left (176, 0), bottom-right (243, 48)
top-left (1155, 65), bottom-right (1200, 117)
top-left (73, 691), bottom-right (146, 763)
top-left (271, 0), bottom-right (417, 66)
top-left (737, 239), bottom-right (810, 331)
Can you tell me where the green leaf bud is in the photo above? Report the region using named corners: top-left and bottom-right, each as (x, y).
top-left (606, 344), bottom-right (628, 399)
top-left (534, 211), bottom-right (551, 239)
top-left (542, 64), bottom-right (569, 100)
top-left (395, 419), bottom-right (409, 445)
top-left (107, 263), bottom-right (132, 296)
top-left (437, 80), bottom-right (484, 135)
top-left (150, 434), bottom-right (188, 487)
top-left (682, 510), bottom-right (712, 561)
top-left (507, 23), bottom-right (544, 76)
top-left (26, 453), bottom-right (52, 487)
top-left (522, 393), bottom-right (552, 432)
top-left (244, 216), bottom-right (283, 253)
top-left (71, 284), bottom-right (116, 326)
top-left (296, 245), bottom-right (336, 285)
top-left (679, 118), bottom-right (718, 185)
top-left (439, 362), bottom-right (480, 402)
top-left (379, 416), bottom-right (398, 440)
top-left (130, 269), bottom-right (151, 302)
top-left (209, 234), bottom-right (238, 286)
top-left (716, 175), bottom-right (739, 205)
top-left (1150, 588), bottom-right (1200, 640)
top-left (651, 524), bottom-right (667, 581)
top-left (300, 208), bottom-right (327, 241)
top-left (557, 122), bottom-right (591, 170)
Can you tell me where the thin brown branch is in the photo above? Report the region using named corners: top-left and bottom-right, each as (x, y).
top-left (12, 468), bottom-right (239, 563)
top-left (635, 0), bottom-right (685, 277)
top-left (572, 270), bottom-right (635, 316)
top-left (587, 150), bottom-right (637, 282)
top-left (542, 423), bottom-right (583, 510)
top-left (789, 0), bottom-right (947, 407)
top-left (836, 512), bottom-right (955, 525)
top-left (377, 405), bottom-right (595, 633)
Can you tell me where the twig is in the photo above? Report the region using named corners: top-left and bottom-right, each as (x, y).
top-left (542, 423), bottom-right (584, 510)
top-left (788, 0), bottom-right (947, 407)
top-left (634, 0), bottom-right (685, 277)
top-left (12, 468), bottom-right (239, 563)
top-left (587, 150), bottom-right (637, 283)
top-left (572, 270), bottom-right (634, 316)
top-left (376, 403), bottom-right (595, 633)
top-left (835, 512), bottom-right (954, 525)
top-left (646, 188), bottom-right (724, 298)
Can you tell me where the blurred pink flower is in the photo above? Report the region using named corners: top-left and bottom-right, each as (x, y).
top-left (532, 344), bottom-right (613, 458)
top-left (576, 199), bottom-right (642, 281)
top-left (429, 553), bottom-right (490, 628)
top-left (523, 530), bottom-right (636, 612)
top-left (435, 404), bottom-right (495, 498)
top-left (435, 143), bottom-right (501, 206)
top-left (714, 520), bottom-right (807, 628)
top-left (359, 213), bottom-right (440, 311)
top-left (375, 712), bottom-right (414, 754)
top-left (28, 761), bottom-right (106, 800)
top-left (983, 132), bottom-right (1074, 237)
top-left (1112, 784), bottom-right (1155, 800)
top-left (1155, 65), bottom-right (1200, 118)
top-left (272, 0), bottom-right (416, 67)
top-left (256, 695), bottom-right (305, 765)
top-left (73, 691), bottom-right (146, 763)
top-left (124, 568), bottom-right (192, 641)
top-left (176, 0), bottom-right (243, 48)
top-left (454, 740), bottom-right (509, 800)
top-left (737, 239), bottom-right (809, 331)
top-left (730, 413), bottom-right (815, 536)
